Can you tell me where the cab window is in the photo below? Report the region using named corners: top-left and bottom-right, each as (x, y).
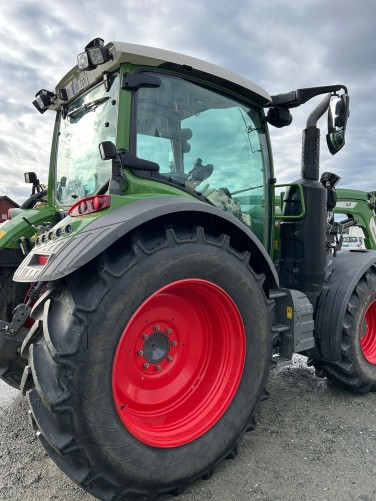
top-left (135, 73), bottom-right (269, 242)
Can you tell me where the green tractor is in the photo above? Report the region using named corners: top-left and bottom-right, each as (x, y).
top-left (334, 188), bottom-right (376, 249)
top-left (1, 37), bottom-right (376, 500)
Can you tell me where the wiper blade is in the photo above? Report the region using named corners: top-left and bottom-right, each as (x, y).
top-left (66, 96), bottom-right (110, 122)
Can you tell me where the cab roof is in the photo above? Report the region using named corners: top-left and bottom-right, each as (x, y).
top-left (56, 41), bottom-right (272, 107)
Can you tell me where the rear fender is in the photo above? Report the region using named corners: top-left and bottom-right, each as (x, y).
top-left (14, 196), bottom-right (279, 289)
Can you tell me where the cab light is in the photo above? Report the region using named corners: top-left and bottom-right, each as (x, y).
top-left (77, 38), bottom-right (112, 71)
top-left (33, 89), bottom-right (56, 114)
top-left (68, 195), bottom-right (111, 217)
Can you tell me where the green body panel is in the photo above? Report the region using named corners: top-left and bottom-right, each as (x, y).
top-left (0, 206), bottom-right (57, 250)
top-left (115, 63), bottom-right (133, 152)
top-left (47, 113), bottom-right (60, 208)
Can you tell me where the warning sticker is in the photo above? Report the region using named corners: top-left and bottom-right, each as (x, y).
top-left (287, 306), bottom-right (293, 319)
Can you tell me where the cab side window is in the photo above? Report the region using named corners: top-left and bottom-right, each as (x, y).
top-left (136, 73), bottom-right (267, 240)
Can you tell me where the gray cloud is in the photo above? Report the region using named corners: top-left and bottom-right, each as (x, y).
top-left (0, 0), bottom-right (375, 204)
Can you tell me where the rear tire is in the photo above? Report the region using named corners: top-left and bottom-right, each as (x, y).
top-left (317, 266), bottom-right (376, 392)
top-left (24, 226), bottom-right (274, 499)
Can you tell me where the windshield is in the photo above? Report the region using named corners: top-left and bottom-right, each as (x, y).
top-left (135, 73), bottom-right (269, 241)
top-left (54, 74), bottom-right (119, 205)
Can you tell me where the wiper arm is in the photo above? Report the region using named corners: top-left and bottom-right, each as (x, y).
top-left (66, 96), bottom-right (110, 122)
top-left (231, 185), bottom-right (263, 196)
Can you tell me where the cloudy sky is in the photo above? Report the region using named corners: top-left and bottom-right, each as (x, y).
top-left (0, 0), bottom-right (375, 204)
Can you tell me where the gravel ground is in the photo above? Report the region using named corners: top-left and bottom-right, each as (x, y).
top-left (1, 355), bottom-right (376, 501)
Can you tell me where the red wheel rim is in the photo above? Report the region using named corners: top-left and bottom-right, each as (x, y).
top-left (112, 278), bottom-right (246, 447)
top-left (361, 299), bottom-right (376, 364)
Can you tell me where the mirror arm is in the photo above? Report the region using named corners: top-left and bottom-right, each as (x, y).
top-left (306, 93), bottom-right (331, 127)
top-left (270, 85), bottom-right (347, 108)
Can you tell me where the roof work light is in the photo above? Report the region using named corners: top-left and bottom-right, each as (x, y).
top-left (77, 38), bottom-right (112, 71)
top-left (32, 89), bottom-right (56, 114)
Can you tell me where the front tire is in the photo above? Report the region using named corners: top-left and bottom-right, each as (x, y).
top-left (317, 266), bottom-right (376, 392)
top-left (25, 226), bottom-right (274, 499)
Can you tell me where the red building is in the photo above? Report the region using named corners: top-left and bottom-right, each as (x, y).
top-left (0, 196), bottom-right (19, 223)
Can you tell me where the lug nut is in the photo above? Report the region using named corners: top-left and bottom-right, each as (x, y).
top-left (143, 363), bottom-right (149, 369)
top-left (137, 350), bottom-right (144, 356)
top-left (142, 334), bottom-right (148, 340)
top-left (166, 328), bottom-right (172, 334)
top-left (156, 365), bottom-right (162, 371)
top-left (154, 325), bottom-right (160, 331)
top-left (167, 356), bottom-right (174, 362)
top-left (171, 340), bottom-right (177, 347)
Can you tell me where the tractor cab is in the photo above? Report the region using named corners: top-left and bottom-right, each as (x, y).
top-left (32, 38), bottom-right (277, 249)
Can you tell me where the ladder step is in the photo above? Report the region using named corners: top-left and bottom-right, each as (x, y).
top-left (272, 323), bottom-right (290, 333)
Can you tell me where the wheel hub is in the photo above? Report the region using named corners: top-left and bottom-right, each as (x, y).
top-left (136, 322), bottom-right (177, 373)
top-left (143, 331), bottom-right (170, 364)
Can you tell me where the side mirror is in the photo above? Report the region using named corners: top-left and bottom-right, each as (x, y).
top-left (24, 172), bottom-right (38, 184)
top-left (326, 94), bottom-right (349, 155)
top-left (99, 141), bottom-right (118, 160)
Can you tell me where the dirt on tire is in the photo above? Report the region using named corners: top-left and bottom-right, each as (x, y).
top-left (1, 355), bottom-right (376, 501)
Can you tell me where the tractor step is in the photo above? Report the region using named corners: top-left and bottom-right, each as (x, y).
top-left (272, 323), bottom-right (290, 334)
top-left (272, 288), bottom-right (315, 357)
top-left (269, 289), bottom-right (288, 300)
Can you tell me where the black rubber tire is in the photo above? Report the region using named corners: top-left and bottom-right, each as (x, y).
top-left (0, 267), bottom-right (29, 388)
top-left (316, 266), bottom-right (376, 392)
top-left (24, 225), bottom-right (274, 500)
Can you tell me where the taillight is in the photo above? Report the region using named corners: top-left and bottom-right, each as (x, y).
top-left (68, 195), bottom-right (111, 217)
top-left (37, 255), bottom-right (49, 265)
